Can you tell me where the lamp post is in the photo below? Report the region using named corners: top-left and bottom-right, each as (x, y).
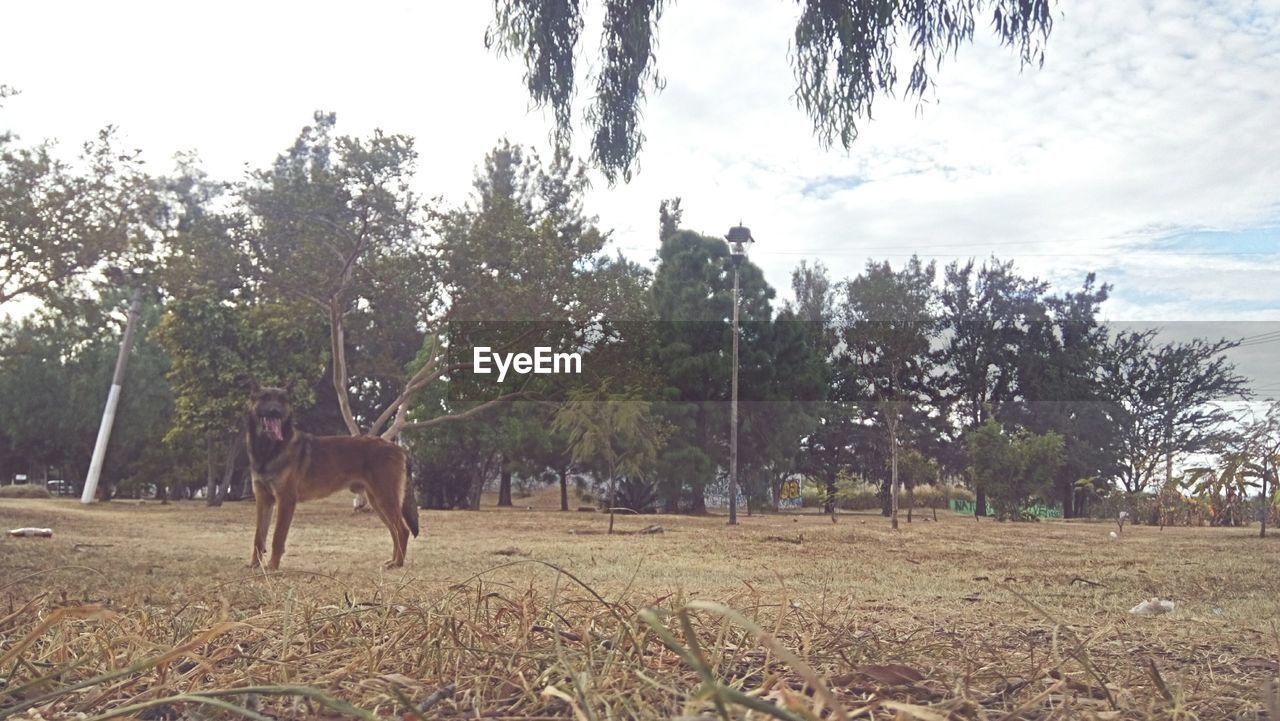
top-left (726, 224), bottom-right (754, 525)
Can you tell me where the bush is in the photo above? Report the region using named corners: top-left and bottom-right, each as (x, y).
top-left (1089, 492), bottom-right (1159, 524)
top-left (800, 479), bottom-right (974, 513)
top-left (800, 483), bottom-right (826, 508)
top-left (835, 484), bottom-right (881, 511)
top-left (0, 484), bottom-right (53, 499)
top-left (911, 484), bottom-right (972, 509)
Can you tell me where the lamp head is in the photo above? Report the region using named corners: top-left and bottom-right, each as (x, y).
top-left (726, 224), bottom-right (754, 266)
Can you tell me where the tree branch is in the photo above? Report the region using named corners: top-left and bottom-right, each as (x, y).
top-left (329, 297), bottom-right (363, 436)
top-left (385, 390), bottom-right (526, 438)
top-left (367, 323), bottom-right (550, 437)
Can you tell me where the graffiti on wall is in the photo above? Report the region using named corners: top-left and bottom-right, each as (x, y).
top-left (779, 476), bottom-right (803, 510)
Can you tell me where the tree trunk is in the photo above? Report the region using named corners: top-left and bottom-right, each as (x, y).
top-left (975, 488), bottom-right (987, 518)
top-left (559, 467), bottom-right (570, 511)
top-left (219, 434), bottom-right (239, 501)
top-left (907, 485), bottom-right (914, 523)
top-left (889, 417), bottom-right (899, 530)
top-left (1060, 478), bottom-right (1074, 519)
top-left (690, 484), bottom-right (707, 515)
top-left (608, 470), bottom-right (617, 534)
top-left (497, 460), bottom-right (513, 507)
top-left (205, 434), bottom-right (222, 507)
top-left (238, 463), bottom-right (253, 500)
top-left (824, 472), bottom-right (837, 516)
top-left (1261, 462), bottom-right (1270, 539)
top-left (467, 473), bottom-right (484, 510)
top-left (31, 461), bottom-right (48, 488)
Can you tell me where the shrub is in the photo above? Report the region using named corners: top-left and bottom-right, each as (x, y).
top-left (800, 483), bottom-right (827, 508)
top-left (967, 420), bottom-right (1064, 520)
top-left (1090, 492), bottom-right (1159, 524)
top-left (835, 484), bottom-right (881, 511)
top-left (0, 484), bottom-right (53, 499)
top-left (911, 484), bottom-right (971, 509)
top-left (800, 479), bottom-right (973, 512)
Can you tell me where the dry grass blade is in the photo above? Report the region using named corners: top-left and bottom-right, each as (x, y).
top-left (1003, 585), bottom-right (1117, 709)
top-left (82, 693), bottom-right (277, 721)
top-left (0, 604), bottom-right (117, 669)
top-left (1145, 657), bottom-right (1174, 704)
top-left (637, 607), bottom-right (810, 721)
top-left (676, 607), bottom-right (732, 721)
top-left (3, 495), bottom-right (1279, 719)
top-left (80, 685), bottom-right (380, 721)
top-left (683, 600), bottom-right (851, 721)
top-left (0, 619), bottom-right (242, 717)
top-left (880, 699), bottom-right (951, 721)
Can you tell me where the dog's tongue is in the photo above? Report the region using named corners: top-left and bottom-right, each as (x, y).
top-left (262, 417), bottom-right (283, 442)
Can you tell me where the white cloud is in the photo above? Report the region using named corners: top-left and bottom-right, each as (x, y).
top-left (2, 0), bottom-right (1277, 323)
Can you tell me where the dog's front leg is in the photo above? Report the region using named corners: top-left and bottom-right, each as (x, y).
top-left (249, 481), bottom-right (275, 568)
top-left (267, 494), bottom-right (296, 571)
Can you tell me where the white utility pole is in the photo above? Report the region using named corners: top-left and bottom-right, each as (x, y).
top-left (81, 287), bottom-right (146, 503)
top-left (725, 224), bottom-right (753, 525)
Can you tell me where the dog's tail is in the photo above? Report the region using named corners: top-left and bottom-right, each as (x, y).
top-left (401, 458), bottom-right (420, 538)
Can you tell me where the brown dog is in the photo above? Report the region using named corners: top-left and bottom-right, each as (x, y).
top-left (245, 385), bottom-right (420, 569)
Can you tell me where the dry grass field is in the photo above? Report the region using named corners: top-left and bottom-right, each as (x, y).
top-left (2, 490), bottom-right (1279, 720)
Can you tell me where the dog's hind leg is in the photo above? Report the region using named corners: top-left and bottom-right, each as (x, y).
top-left (365, 484), bottom-right (410, 568)
top-left (267, 494), bottom-right (296, 571)
top-left (249, 481), bottom-right (275, 568)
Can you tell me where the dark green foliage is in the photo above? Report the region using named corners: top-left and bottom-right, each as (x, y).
top-left (967, 419), bottom-right (1065, 520)
top-left (0, 126), bottom-right (156, 305)
top-left (487, 0), bottom-right (1055, 181)
top-left (648, 224), bottom-right (773, 512)
top-left (793, 0), bottom-right (1053, 148)
top-left (0, 292), bottom-right (174, 498)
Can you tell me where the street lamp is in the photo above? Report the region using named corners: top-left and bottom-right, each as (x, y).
top-left (726, 224), bottom-right (753, 525)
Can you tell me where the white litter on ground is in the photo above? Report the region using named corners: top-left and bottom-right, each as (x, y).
top-left (1129, 598), bottom-right (1176, 616)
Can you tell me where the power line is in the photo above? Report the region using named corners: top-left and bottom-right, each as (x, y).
top-left (1237, 336), bottom-right (1280, 349)
top-left (614, 245), bottom-right (1279, 259)
top-left (1237, 329), bottom-right (1280, 343)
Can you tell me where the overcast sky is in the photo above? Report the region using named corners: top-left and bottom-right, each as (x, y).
top-left (3, 0), bottom-right (1278, 391)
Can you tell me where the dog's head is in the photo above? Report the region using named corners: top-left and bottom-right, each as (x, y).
top-left (248, 383), bottom-right (294, 443)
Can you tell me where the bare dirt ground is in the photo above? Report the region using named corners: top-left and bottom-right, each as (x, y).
top-left (2, 490), bottom-right (1278, 720)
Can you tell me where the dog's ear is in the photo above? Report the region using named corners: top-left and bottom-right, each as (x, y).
top-left (249, 380), bottom-right (261, 397)
top-left (284, 379), bottom-right (295, 397)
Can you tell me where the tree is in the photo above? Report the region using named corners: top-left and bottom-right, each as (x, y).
top-left (153, 297), bottom-right (327, 504)
top-left (839, 256), bottom-right (940, 529)
top-left (0, 122), bottom-right (156, 307)
top-left (788, 261), bottom-right (854, 516)
top-left (240, 112), bottom-right (438, 440)
top-left (1101, 332), bottom-right (1250, 493)
top-left (154, 164), bottom-right (329, 505)
top-left (486, 0), bottom-right (1055, 181)
top-left (1014, 273), bottom-right (1117, 517)
top-left (649, 221), bottom-right (773, 513)
top-left (966, 419), bottom-right (1064, 521)
top-left (738, 307), bottom-right (825, 512)
top-left (1250, 403), bottom-right (1280, 538)
top-left (939, 257), bottom-right (1049, 515)
top-left (897, 447), bottom-right (939, 522)
top-left (552, 384), bottom-right (666, 533)
top-left (1188, 403), bottom-right (1280, 535)
top-left (0, 290), bottom-right (173, 499)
